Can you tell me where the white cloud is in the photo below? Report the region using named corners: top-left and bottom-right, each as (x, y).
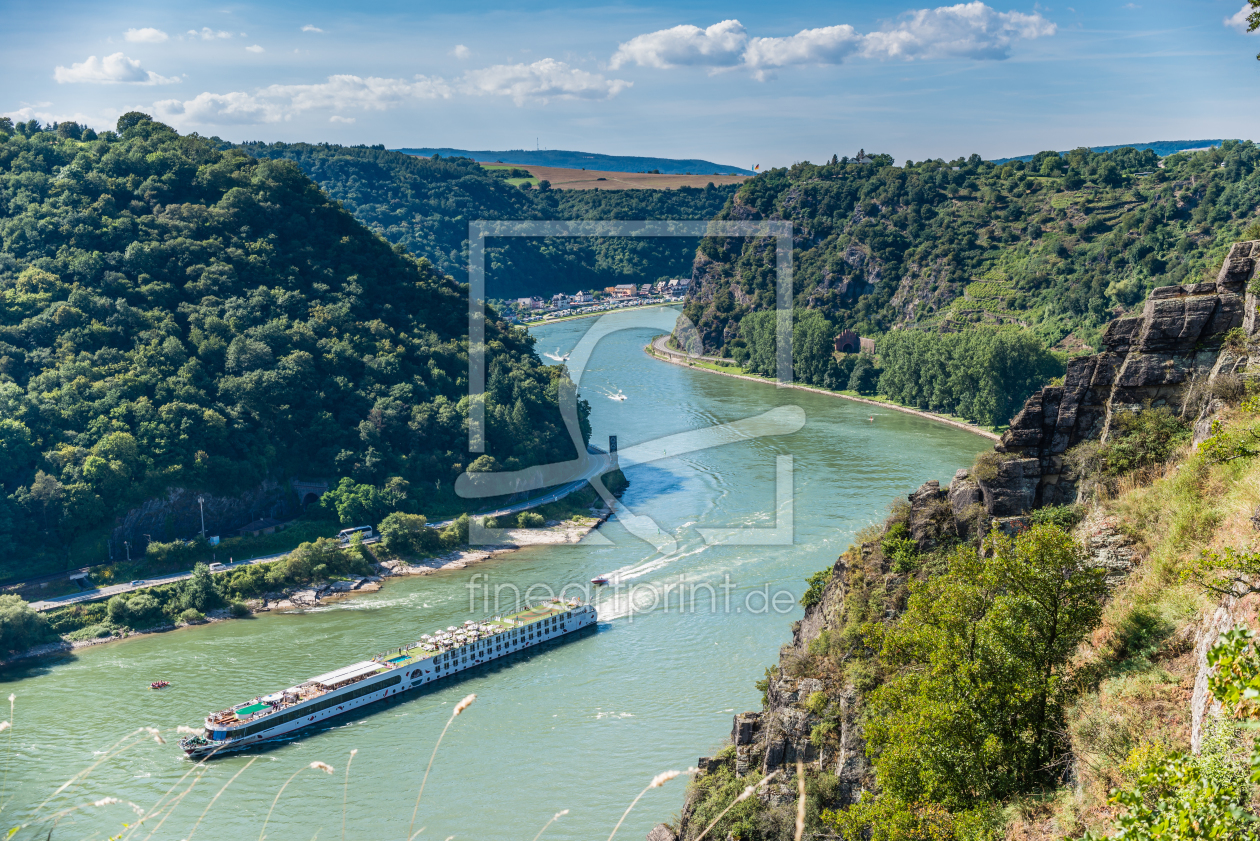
top-left (452, 44), bottom-right (471, 59)
top-left (125, 27), bottom-right (169, 44)
top-left (1226, 4), bottom-right (1254, 33)
top-left (54, 53), bottom-right (179, 85)
top-left (861, 2), bottom-right (1055, 60)
top-left (4, 105), bottom-right (108, 130)
top-left (154, 74), bottom-right (451, 124)
top-left (614, 3), bottom-right (1055, 75)
top-left (301, 24), bottom-right (324, 33)
top-left (330, 115), bottom-right (356, 123)
top-left (246, 44), bottom-right (264, 53)
top-left (461, 59), bottom-right (630, 104)
top-left (154, 91), bottom-right (269, 124)
top-left (744, 26), bottom-right (862, 76)
top-left (610, 20), bottom-right (747, 69)
top-left (188, 27), bottom-right (232, 40)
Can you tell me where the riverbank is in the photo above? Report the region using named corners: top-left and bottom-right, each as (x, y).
top-left (645, 336), bottom-right (1001, 442)
top-left (3, 511), bottom-right (611, 667)
top-left (522, 299), bottom-right (678, 326)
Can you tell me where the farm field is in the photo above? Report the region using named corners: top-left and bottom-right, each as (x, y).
top-left (483, 163), bottom-right (750, 190)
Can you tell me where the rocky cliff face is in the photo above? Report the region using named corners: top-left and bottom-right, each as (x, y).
top-left (668, 480), bottom-right (970, 840)
top-left (993, 240), bottom-right (1260, 510)
top-left (663, 245), bottom-right (1260, 840)
top-left (110, 480), bottom-right (297, 552)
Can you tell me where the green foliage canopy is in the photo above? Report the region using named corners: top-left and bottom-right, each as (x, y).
top-left (876, 326), bottom-right (1064, 426)
top-left (0, 115), bottom-right (588, 562)
top-left (236, 142), bottom-right (739, 299)
top-left (862, 524), bottom-right (1105, 808)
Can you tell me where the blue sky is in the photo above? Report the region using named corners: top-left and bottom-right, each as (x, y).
top-left (5, 0), bottom-right (1260, 167)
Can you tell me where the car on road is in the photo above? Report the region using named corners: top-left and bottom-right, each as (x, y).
top-left (130, 580), bottom-right (146, 586)
top-left (208, 562), bottom-right (227, 572)
top-left (337, 525), bottom-right (374, 544)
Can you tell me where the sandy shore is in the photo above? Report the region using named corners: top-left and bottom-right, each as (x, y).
top-left (4, 511), bottom-right (612, 666)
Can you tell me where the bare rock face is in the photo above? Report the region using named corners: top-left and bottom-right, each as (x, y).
top-left (947, 469), bottom-right (983, 538)
top-left (646, 825), bottom-right (678, 841)
top-left (1077, 508), bottom-right (1137, 588)
top-left (1191, 591), bottom-right (1260, 753)
top-left (906, 480), bottom-right (956, 550)
top-left (997, 241), bottom-right (1260, 510)
top-left (111, 479), bottom-right (293, 552)
top-left (976, 457), bottom-right (1041, 517)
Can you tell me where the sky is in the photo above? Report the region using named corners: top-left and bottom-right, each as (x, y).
top-left (4, 0), bottom-right (1260, 168)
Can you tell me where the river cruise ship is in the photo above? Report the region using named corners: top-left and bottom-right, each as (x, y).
top-left (179, 599), bottom-right (596, 759)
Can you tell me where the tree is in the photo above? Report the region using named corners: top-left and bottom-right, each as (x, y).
top-left (862, 524), bottom-right (1104, 807)
top-left (0, 594), bottom-right (53, 653)
top-left (848, 356), bottom-right (878, 394)
top-left (115, 111), bottom-right (152, 133)
top-left (378, 512), bottom-right (436, 554)
top-left (1246, 0), bottom-right (1260, 58)
top-left (179, 563), bottom-right (223, 613)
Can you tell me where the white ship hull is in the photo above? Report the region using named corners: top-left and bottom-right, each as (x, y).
top-left (183, 603), bottom-right (597, 760)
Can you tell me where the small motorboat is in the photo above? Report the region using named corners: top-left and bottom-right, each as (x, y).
top-left (150, 681), bottom-right (170, 690)
top-left (591, 576), bottom-right (609, 586)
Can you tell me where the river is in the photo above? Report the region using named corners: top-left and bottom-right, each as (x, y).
top-left (1, 313), bottom-right (988, 841)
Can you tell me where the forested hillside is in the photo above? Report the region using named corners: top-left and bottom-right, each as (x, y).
top-left (0, 114), bottom-right (586, 567)
top-left (684, 142), bottom-right (1260, 356)
top-left (237, 142), bottom-right (739, 298)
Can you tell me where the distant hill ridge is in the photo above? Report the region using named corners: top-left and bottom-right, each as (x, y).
top-left (991, 139), bottom-right (1227, 164)
top-left (394, 147), bottom-right (754, 176)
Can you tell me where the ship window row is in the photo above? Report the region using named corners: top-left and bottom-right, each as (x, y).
top-left (235, 675), bottom-right (403, 738)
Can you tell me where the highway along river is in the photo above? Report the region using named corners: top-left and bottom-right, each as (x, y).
top-left (1, 311), bottom-right (989, 841)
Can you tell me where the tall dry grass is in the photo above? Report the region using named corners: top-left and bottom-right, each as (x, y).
top-left (3, 686), bottom-right (810, 841)
top-left (406, 693), bottom-right (474, 841)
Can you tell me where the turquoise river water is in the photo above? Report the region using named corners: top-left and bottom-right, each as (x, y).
top-left (1, 313), bottom-right (989, 841)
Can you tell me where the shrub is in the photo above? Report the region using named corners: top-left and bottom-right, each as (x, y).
top-left (1223, 326), bottom-right (1248, 353)
top-left (107, 592), bottom-right (164, 629)
top-left (266, 537), bottom-right (359, 587)
top-left (880, 522), bottom-right (919, 573)
top-left (516, 511), bottom-right (545, 528)
top-left (1029, 504), bottom-right (1084, 531)
top-left (179, 563), bottom-right (224, 613)
top-left (1098, 408), bottom-right (1189, 475)
top-left (0, 594), bottom-right (55, 653)
top-left (145, 539), bottom-right (200, 567)
top-left (439, 514), bottom-right (469, 547)
top-left (179, 608), bottom-right (205, 624)
top-left (971, 450), bottom-right (1014, 483)
top-left (801, 568), bottom-right (832, 608)
top-left (229, 601), bottom-right (250, 618)
top-left (378, 512), bottom-right (438, 555)
top-left (65, 623), bottom-right (114, 641)
top-left (1210, 373), bottom-right (1246, 404)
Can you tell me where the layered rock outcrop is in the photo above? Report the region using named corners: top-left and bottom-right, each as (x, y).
top-left (663, 244), bottom-right (1260, 839)
top-left (990, 240), bottom-right (1260, 510)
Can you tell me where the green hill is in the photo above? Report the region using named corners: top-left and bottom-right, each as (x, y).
top-left (991, 139), bottom-right (1224, 164)
top-left (395, 147), bottom-right (754, 175)
top-left (684, 142), bottom-right (1260, 358)
top-left (0, 114), bottom-right (586, 573)
top-left (236, 142), bottom-right (740, 299)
